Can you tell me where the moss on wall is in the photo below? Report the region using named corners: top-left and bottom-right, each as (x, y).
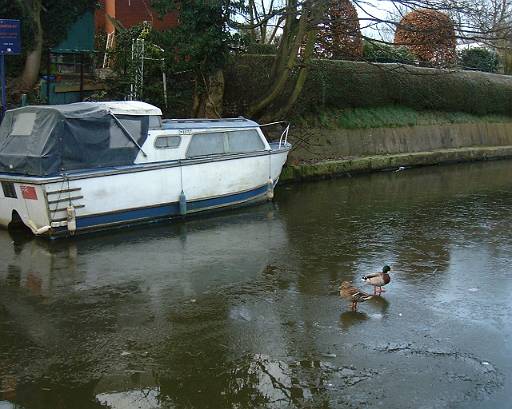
top-left (281, 146), bottom-right (512, 182)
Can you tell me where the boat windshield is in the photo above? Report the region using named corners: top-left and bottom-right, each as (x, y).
top-left (186, 129), bottom-right (265, 158)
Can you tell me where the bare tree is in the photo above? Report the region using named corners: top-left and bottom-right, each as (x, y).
top-left (235, 0), bottom-right (327, 119)
top-left (242, 0), bottom-right (287, 44)
top-left (456, 0), bottom-right (512, 45)
top-left (231, 0), bottom-right (510, 120)
top-left (449, 0), bottom-right (512, 72)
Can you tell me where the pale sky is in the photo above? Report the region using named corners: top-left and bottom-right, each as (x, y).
top-left (355, 0), bottom-right (405, 41)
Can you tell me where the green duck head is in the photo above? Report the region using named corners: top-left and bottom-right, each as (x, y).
top-left (382, 265), bottom-right (391, 273)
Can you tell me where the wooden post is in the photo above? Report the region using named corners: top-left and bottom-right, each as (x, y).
top-left (79, 52), bottom-right (84, 101)
top-left (46, 49), bottom-right (51, 104)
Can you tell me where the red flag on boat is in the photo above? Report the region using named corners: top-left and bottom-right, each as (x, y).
top-left (21, 185), bottom-right (37, 200)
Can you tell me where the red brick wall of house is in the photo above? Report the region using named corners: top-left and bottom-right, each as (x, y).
top-left (95, 0), bottom-right (116, 33)
top-left (95, 0), bottom-right (178, 33)
top-left (95, 0), bottom-right (107, 32)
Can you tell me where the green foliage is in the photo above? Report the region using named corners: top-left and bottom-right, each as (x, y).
top-left (458, 47), bottom-right (499, 73)
top-left (224, 55), bottom-right (512, 118)
top-left (294, 106), bottom-right (512, 129)
top-left (96, 24), bottom-right (186, 116)
top-left (245, 42), bottom-right (278, 55)
top-left (151, 0), bottom-right (245, 74)
top-left (363, 41), bottom-right (416, 65)
top-left (45, 0), bottom-right (97, 48)
top-left (148, 0), bottom-right (245, 114)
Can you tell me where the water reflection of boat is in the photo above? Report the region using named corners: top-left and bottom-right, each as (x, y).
top-left (0, 205), bottom-right (288, 299)
top-left (0, 205), bottom-right (290, 409)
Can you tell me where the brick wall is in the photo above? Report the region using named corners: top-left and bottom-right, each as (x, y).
top-left (95, 0), bottom-right (107, 32)
top-left (95, 0), bottom-right (178, 33)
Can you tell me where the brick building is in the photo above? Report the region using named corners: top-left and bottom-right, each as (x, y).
top-left (95, 0), bottom-right (178, 34)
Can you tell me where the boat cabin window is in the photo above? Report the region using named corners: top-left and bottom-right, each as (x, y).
top-left (149, 116), bottom-right (162, 129)
top-left (1, 181), bottom-right (17, 198)
top-left (186, 129), bottom-right (264, 158)
top-left (11, 112), bottom-right (37, 136)
top-left (109, 116), bottom-right (145, 148)
top-left (227, 129), bottom-right (266, 153)
top-left (187, 132), bottom-right (225, 157)
top-left (155, 135), bottom-right (181, 149)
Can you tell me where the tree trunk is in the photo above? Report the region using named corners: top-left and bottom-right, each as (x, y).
top-left (247, 0), bottom-right (258, 42)
top-left (247, 10), bottom-right (309, 118)
top-left (271, 0), bottom-right (298, 80)
top-left (247, 0), bottom-right (328, 120)
top-left (272, 27), bottom-right (317, 120)
top-left (15, 0), bottom-right (43, 93)
top-left (192, 69), bottom-right (225, 118)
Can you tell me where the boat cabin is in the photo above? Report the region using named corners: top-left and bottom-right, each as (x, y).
top-left (135, 118), bottom-right (269, 164)
top-left (0, 101), bottom-right (290, 237)
top-left (0, 102), bottom-right (272, 177)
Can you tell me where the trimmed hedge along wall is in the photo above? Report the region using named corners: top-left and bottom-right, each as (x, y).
top-left (224, 55), bottom-right (512, 117)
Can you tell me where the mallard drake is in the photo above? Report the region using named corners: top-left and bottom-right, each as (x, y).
top-left (339, 281), bottom-right (373, 311)
top-left (362, 265), bottom-right (391, 295)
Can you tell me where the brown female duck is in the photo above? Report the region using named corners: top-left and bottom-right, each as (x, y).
top-left (362, 265), bottom-right (391, 295)
top-left (339, 281), bottom-right (373, 311)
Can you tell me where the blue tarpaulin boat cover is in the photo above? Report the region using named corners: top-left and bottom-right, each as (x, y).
top-left (0, 102), bottom-right (159, 176)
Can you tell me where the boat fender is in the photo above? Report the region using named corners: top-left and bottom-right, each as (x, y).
top-left (67, 206), bottom-right (77, 234)
top-left (179, 191), bottom-right (187, 216)
top-left (266, 178), bottom-right (274, 200)
top-left (27, 220), bottom-right (51, 235)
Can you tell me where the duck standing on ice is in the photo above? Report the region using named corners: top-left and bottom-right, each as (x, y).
top-left (339, 281), bottom-right (373, 311)
top-left (362, 265), bottom-right (391, 296)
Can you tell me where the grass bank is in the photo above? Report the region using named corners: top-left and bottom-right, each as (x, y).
top-left (293, 106), bottom-right (512, 130)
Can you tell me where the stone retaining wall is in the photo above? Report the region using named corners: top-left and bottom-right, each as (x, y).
top-left (281, 122), bottom-right (512, 182)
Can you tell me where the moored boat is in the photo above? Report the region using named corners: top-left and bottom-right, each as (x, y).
top-left (0, 101), bottom-right (291, 237)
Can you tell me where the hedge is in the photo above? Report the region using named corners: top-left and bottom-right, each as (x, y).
top-left (363, 41), bottom-right (416, 65)
top-left (223, 55), bottom-right (512, 117)
top-left (458, 47), bottom-right (499, 73)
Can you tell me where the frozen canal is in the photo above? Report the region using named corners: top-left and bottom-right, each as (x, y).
top-left (1, 160), bottom-right (512, 408)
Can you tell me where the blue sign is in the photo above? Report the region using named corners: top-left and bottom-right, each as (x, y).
top-left (0, 19), bottom-right (21, 55)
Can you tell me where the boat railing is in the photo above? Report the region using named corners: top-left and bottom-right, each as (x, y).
top-left (259, 121), bottom-right (290, 149)
top-left (278, 124), bottom-right (290, 148)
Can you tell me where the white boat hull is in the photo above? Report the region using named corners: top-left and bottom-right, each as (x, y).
top-left (0, 147), bottom-right (289, 237)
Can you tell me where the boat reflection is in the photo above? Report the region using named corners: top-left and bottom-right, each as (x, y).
top-left (0, 205), bottom-right (290, 409)
top-left (0, 205), bottom-right (288, 300)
